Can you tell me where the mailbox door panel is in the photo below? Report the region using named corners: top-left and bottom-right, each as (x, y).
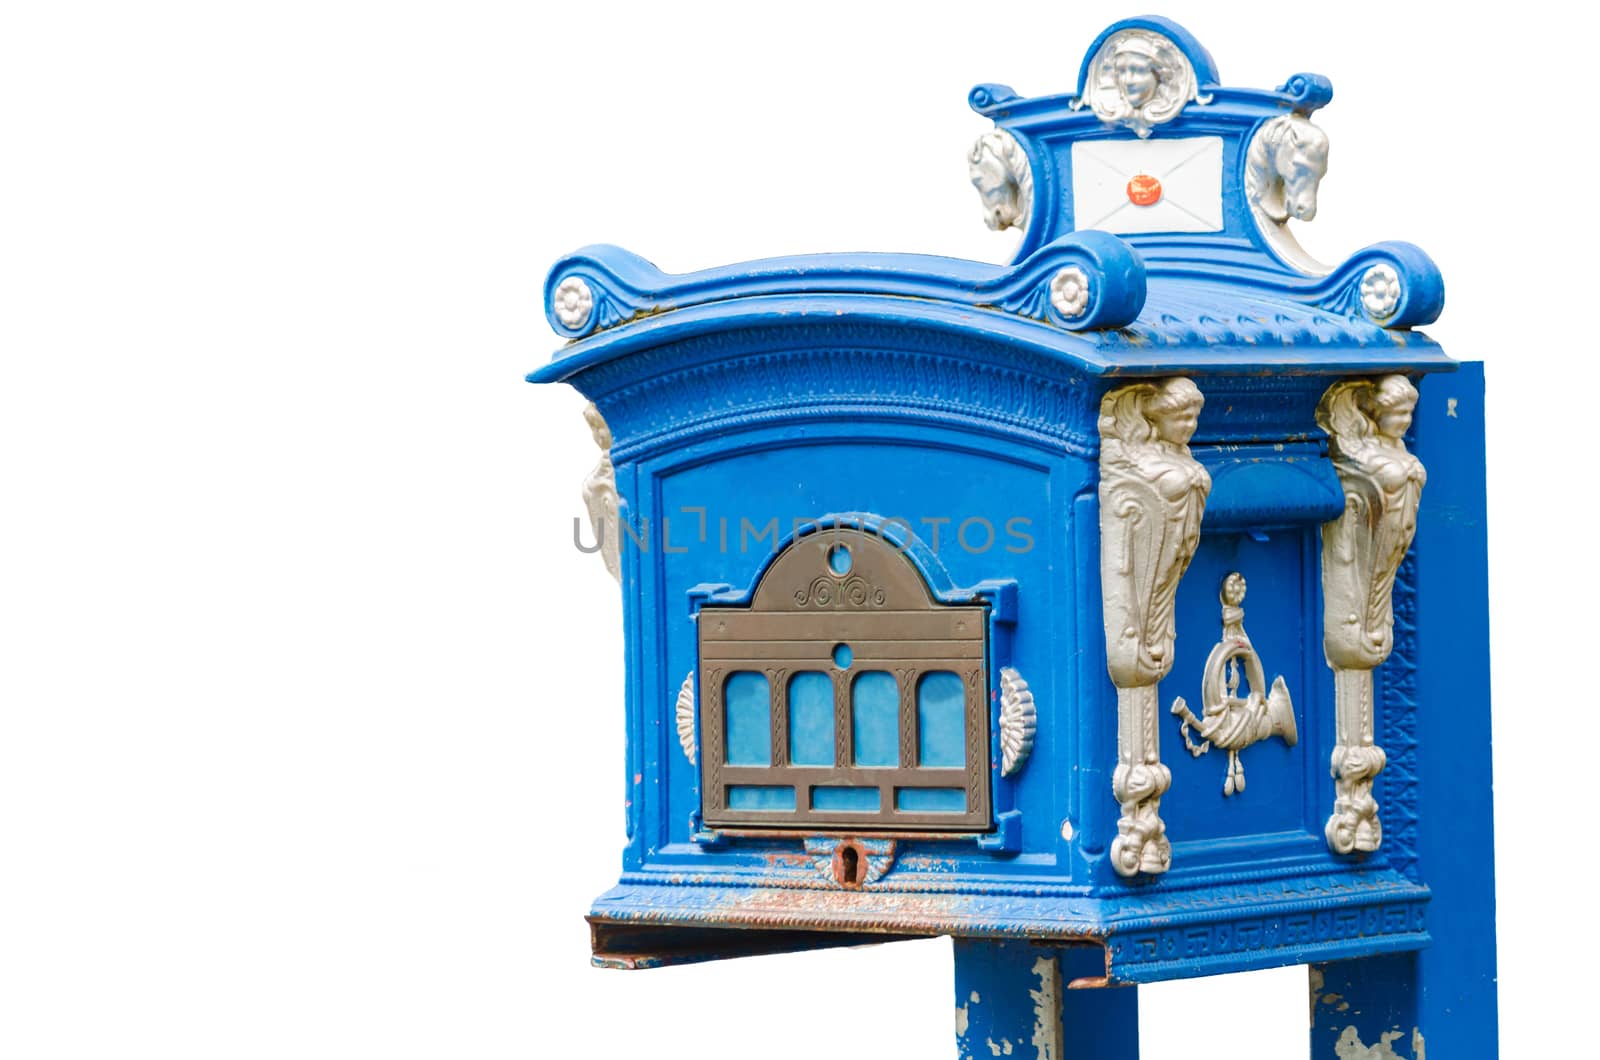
top-left (624, 417), bottom-right (1091, 882)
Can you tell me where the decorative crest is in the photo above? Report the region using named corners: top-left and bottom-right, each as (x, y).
top-left (966, 17), bottom-right (1444, 327)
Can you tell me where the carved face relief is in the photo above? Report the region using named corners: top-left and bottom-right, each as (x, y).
top-left (1152, 399), bottom-right (1200, 447)
top-left (1113, 49), bottom-right (1159, 109)
top-left (1376, 405), bottom-right (1413, 442)
top-left (1077, 29), bottom-right (1206, 138)
top-left (1366, 378), bottom-right (1417, 442)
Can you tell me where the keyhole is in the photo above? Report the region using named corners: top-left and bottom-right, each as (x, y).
top-left (835, 841), bottom-right (865, 888)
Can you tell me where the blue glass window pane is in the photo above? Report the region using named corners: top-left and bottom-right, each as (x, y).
top-left (787, 672), bottom-right (835, 767)
top-left (851, 671), bottom-right (899, 767)
top-left (895, 788), bottom-right (966, 813)
top-left (727, 786), bottom-right (795, 811)
top-left (916, 671), bottom-right (966, 768)
top-left (812, 787), bottom-right (880, 812)
top-left (724, 671), bottom-right (771, 766)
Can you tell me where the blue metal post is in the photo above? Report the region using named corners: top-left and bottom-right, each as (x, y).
top-left (953, 939), bottom-right (1138, 1059)
top-left (1311, 952), bottom-right (1422, 1058)
top-left (1310, 363), bottom-right (1498, 1058)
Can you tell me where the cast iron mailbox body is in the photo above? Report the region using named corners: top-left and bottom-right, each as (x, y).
top-left (530, 17), bottom-right (1496, 1058)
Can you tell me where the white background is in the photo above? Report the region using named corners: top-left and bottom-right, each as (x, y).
top-left (2, 2), bottom-right (1592, 1056)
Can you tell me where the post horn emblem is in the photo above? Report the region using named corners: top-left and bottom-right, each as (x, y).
top-left (1171, 572), bottom-right (1298, 795)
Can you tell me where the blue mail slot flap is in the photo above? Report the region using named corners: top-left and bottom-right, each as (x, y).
top-left (1196, 445), bottom-right (1345, 530)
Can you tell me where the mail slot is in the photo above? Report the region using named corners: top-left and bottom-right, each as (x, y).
top-left (529, 15), bottom-right (1497, 1058)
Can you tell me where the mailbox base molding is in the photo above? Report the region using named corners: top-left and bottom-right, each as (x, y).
top-left (585, 870), bottom-right (1429, 985)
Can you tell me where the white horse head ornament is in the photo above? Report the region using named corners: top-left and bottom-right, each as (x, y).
top-left (967, 129), bottom-right (1033, 233)
top-left (1245, 114), bottom-right (1332, 272)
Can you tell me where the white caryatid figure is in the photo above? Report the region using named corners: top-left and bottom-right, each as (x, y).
top-left (1317, 375), bottom-right (1426, 854)
top-left (1098, 377), bottom-right (1211, 876)
top-left (580, 402), bottom-right (621, 582)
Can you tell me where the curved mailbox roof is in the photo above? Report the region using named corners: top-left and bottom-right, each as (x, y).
top-left (532, 15), bottom-right (1450, 387)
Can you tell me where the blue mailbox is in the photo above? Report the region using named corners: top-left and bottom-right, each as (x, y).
top-left (530, 17), bottom-right (1496, 1058)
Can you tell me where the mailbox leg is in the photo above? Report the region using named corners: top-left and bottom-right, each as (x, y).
top-left (1309, 953), bottom-right (1421, 1059)
top-left (952, 939), bottom-right (1137, 1059)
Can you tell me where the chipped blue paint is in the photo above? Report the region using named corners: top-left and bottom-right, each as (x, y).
top-left (954, 939), bottom-right (1137, 1060)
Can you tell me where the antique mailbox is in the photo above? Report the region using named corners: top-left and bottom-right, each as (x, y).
top-left (529, 18), bottom-right (1497, 1058)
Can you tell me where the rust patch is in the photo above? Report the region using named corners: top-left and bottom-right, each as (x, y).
top-left (759, 849), bottom-right (813, 870)
top-left (588, 884), bottom-right (1107, 955)
top-left (1068, 945), bottom-right (1115, 990)
top-left (728, 883), bottom-right (966, 930)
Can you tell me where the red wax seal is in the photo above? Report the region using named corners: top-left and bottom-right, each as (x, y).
top-left (1126, 174), bottom-right (1162, 206)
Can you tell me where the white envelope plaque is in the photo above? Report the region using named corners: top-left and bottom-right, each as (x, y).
top-left (1071, 136), bottom-right (1223, 235)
